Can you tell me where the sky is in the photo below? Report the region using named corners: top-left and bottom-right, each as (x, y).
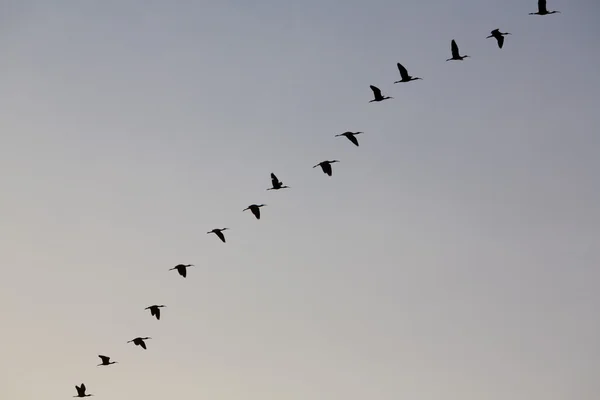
top-left (1, 1), bottom-right (599, 399)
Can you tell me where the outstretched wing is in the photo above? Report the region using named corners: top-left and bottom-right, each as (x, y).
top-left (215, 230), bottom-right (226, 243)
top-left (369, 85), bottom-right (382, 98)
top-left (98, 355), bottom-right (109, 363)
top-left (451, 40), bottom-right (459, 58)
top-left (497, 35), bottom-right (504, 48)
top-left (155, 308), bottom-right (161, 320)
top-left (140, 340), bottom-right (147, 350)
top-left (251, 207), bottom-right (261, 220)
top-left (322, 163), bottom-right (332, 176)
top-left (490, 28), bottom-right (500, 35)
top-left (396, 63), bottom-right (409, 80)
top-left (346, 134), bottom-right (359, 147)
top-left (538, 0), bottom-right (548, 13)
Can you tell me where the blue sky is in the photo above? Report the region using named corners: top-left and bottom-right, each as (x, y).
top-left (1, 1), bottom-right (599, 399)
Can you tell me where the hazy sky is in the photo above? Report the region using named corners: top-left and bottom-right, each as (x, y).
top-left (1, 1), bottom-right (599, 399)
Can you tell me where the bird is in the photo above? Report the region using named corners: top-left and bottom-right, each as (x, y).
top-left (169, 264), bottom-right (193, 278)
top-left (145, 305), bottom-right (166, 320)
top-left (207, 228), bottom-right (229, 243)
top-left (530, 0), bottom-right (560, 15)
top-left (243, 204), bottom-right (266, 220)
top-left (127, 337), bottom-right (151, 350)
top-left (335, 132), bottom-right (362, 147)
top-left (267, 173), bottom-right (289, 190)
top-left (394, 63), bottom-right (422, 83)
top-left (486, 29), bottom-right (511, 48)
top-left (313, 160), bottom-right (340, 176)
top-left (369, 85), bottom-right (393, 102)
top-left (74, 384), bottom-right (93, 397)
top-left (446, 40), bottom-right (470, 61)
top-left (97, 355), bottom-right (117, 366)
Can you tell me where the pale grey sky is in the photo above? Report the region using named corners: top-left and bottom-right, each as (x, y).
top-left (1, 1), bottom-right (599, 399)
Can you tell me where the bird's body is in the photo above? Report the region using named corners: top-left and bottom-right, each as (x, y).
top-left (446, 40), bottom-right (470, 61)
top-left (74, 384), bottom-right (93, 397)
top-left (267, 173), bottom-right (289, 190)
top-left (207, 228), bottom-right (228, 243)
top-left (169, 264), bottom-right (193, 278)
top-left (313, 160), bottom-right (340, 176)
top-left (335, 132), bottom-right (362, 147)
top-left (145, 305), bottom-right (166, 320)
top-left (530, 0), bottom-right (560, 15)
top-left (97, 355), bottom-right (117, 366)
top-left (127, 337), bottom-right (151, 350)
top-left (243, 204), bottom-right (266, 220)
top-left (394, 63), bottom-right (422, 83)
top-left (369, 85), bottom-right (393, 102)
top-left (486, 29), bottom-right (511, 48)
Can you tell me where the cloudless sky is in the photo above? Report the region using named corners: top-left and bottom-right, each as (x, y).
top-left (1, 1), bottom-right (599, 399)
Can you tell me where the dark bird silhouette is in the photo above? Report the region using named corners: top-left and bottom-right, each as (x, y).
top-left (313, 160), bottom-right (340, 176)
top-left (145, 305), bottom-right (166, 320)
top-left (207, 228), bottom-right (229, 243)
top-left (446, 40), bottom-right (470, 61)
top-left (74, 384), bottom-right (93, 397)
top-left (169, 264), bottom-right (193, 278)
top-left (530, 0), bottom-right (560, 15)
top-left (487, 29), bottom-right (511, 48)
top-left (97, 355), bottom-right (117, 366)
top-left (335, 132), bottom-right (362, 147)
top-left (127, 337), bottom-right (151, 350)
top-left (243, 204), bottom-right (266, 220)
top-left (267, 173), bottom-right (289, 190)
top-left (394, 63), bottom-right (422, 83)
top-left (369, 85), bottom-right (393, 102)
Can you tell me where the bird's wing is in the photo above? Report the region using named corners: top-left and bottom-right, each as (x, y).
top-left (370, 85), bottom-right (382, 97)
top-left (215, 230), bottom-right (226, 242)
top-left (347, 134), bottom-right (359, 147)
top-left (497, 35), bottom-right (504, 48)
top-left (98, 355), bottom-right (109, 362)
top-left (140, 340), bottom-right (147, 349)
top-left (323, 163), bottom-right (332, 176)
top-left (80, 384), bottom-right (86, 394)
top-left (181, 267), bottom-right (187, 278)
top-left (251, 207), bottom-right (260, 219)
top-left (150, 307), bottom-right (157, 316)
top-left (75, 385), bottom-right (82, 395)
top-left (491, 28), bottom-right (500, 35)
top-left (539, 0), bottom-right (547, 13)
top-left (451, 40), bottom-right (459, 57)
top-left (397, 63), bottom-right (409, 79)
top-left (156, 308), bottom-right (161, 320)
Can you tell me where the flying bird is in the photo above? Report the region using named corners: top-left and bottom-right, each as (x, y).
top-left (446, 40), bottom-right (470, 61)
top-left (369, 85), bottom-right (393, 102)
top-left (243, 204), bottom-right (266, 220)
top-left (207, 228), bottom-right (229, 243)
top-left (127, 337), bottom-right (151, 350)
top-left (97, 355), bottom-right (117, 366)
top-left (313, 160), bottom-right (340, 176)
top-left (145, 305), bottom-right (166, 320)
top-left (486, 29), bottom-right (511, 48)
top-left (530, 0), bottom-right (560, 15)
top-left (394, 63), bottom-right (422, 83)
top-left (74, 384), bottom-right (93, 397)
top-left (169, 264), bottom-right (193, 278)
top-left (335, 132), bottom-right (362, 147)
top-left (267, 173), bottom-right (289, 190)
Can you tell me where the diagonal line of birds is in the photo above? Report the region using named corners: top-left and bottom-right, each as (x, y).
top-left (70, 1), bottom-right (561, 397)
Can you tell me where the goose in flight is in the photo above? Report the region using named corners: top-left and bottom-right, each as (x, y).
top-left (243, 204), bottom-right (266, 220)
top-left (486, 29), bottom-right (511, 48)
top-left (127, 337), bottom-right (151, 350)
top-left (145, 305), bottom-right (166, 320)
top-left (74, 384), bottom-right (93, 397)
top-left (313, 160), bottom-right (340, 176)
top-left (267, 173), bottom-right (289, 190)
top-left (335, 132), bottom-right (362, 147)
top-left (169, 264), bottom-right (193, 278)
top-left (394, 63), bottom-right (422, 83)
top-left (207, 228), bottom-right (229, 243)
top-left (446, 39), bottom-right (470, 61)
top-left (97, 355), bottom-right (117, 366)
top-left (369, 85), bottom-right (393, 102)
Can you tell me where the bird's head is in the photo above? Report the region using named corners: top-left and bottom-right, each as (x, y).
top-left (258, 204), bottom-right (266, 207)
top-left (222, 228), bottom-right (229, 231)
top-left (330, 160), bottom-right (340, 164)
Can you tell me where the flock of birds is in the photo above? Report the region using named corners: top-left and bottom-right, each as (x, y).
top-left (70, 1), bottom-right (561, 397)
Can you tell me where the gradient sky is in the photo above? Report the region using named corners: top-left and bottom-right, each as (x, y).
top-left (2, 1), bottom-right (599, 399)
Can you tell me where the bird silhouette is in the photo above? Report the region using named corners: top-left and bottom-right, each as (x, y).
top-left (145, 305), bottom-right (166, 320)
top-left (446, 40), bottom-right (470, 61)
top-left (369, 85), bottom-right (393, 102)
top-left (487, 29), bottom-right (511, 48)
top-left (313, 160), bottom-right (340, 176)
top-left (267, 173), bottom-right (289, 190)
top-left (530, 0), bottom-right (560, 15)
top-left (243, 204), bottom-right (266, 220)
top-left (394, 63), bottom-right (422, 83)
top-left (207, 228), bottom-right (229, 242)
top-left (335, 132), bottom-right (362, 147)
top-left (74, 384), bottom-right (93, 397)
top-left (97, 355), bottom-right (117, 366)
top-left (127, 337), bottom-right (151, 350)
top-left (169, 264), bottom-right (193, 278)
